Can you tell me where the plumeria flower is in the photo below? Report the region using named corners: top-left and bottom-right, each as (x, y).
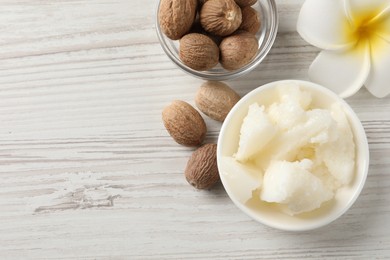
top-left (297, 0), bottom-right (390, 98)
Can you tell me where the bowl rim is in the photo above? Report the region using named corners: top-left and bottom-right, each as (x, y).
top-left (217, 79), bottom-right (370, 231)
top-left (155, 0), bottom-right (279, 81)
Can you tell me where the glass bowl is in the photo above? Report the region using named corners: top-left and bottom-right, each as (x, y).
top-left (155, 0), bottom-right (279, 81)
top-left (217, 80), bottom-right (369, 231)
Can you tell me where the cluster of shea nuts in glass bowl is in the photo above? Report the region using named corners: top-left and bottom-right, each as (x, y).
top-left (156, 0), bottom-right (278, 80)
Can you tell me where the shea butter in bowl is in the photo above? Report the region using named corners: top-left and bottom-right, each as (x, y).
top-left (217, 80), bottom-right (369, 231)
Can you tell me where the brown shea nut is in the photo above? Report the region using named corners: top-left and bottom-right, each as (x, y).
top-left (162, 100), bottom-right (207, 147)
top-left (158, 0), bottom-right (198, 40)
top-left (220, 31), bottom-right (259, 70)
top-left (239, 6), bottom-right (261, 34)
top-left (185, 143), bottom-right (220, 189)
top-left (179, 33), bottom-right (219, 71)
top-left (195, 81), bottom-right (240, 122)
top-left (234, 0), bottom-right (257, 7)
top-left (200, 0), bottom-right (242, 37)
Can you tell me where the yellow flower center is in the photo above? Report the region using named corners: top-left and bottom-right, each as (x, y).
top-left (350, 9), bottom-right (381, 42)
top-left (356, 23), bottom-right (374, 40)
top-left (344, 7), bottom-right (389, 54)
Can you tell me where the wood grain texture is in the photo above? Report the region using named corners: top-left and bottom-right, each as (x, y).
top-left (0, 0), bottom-right (389, 259)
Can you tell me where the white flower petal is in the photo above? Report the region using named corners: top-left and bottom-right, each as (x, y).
top-left (365, 36), bottom-right (390, 97)
top-left (297, 0), bottom-right (355, 50)
top-left (308, 40), bottom-right (371, 98)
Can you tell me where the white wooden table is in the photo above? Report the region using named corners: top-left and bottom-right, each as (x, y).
top-left (0, 0), bottom-right (389, 259)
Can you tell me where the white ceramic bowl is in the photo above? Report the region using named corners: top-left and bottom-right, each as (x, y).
top-left (217, 80), bottom-right (369, 231)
